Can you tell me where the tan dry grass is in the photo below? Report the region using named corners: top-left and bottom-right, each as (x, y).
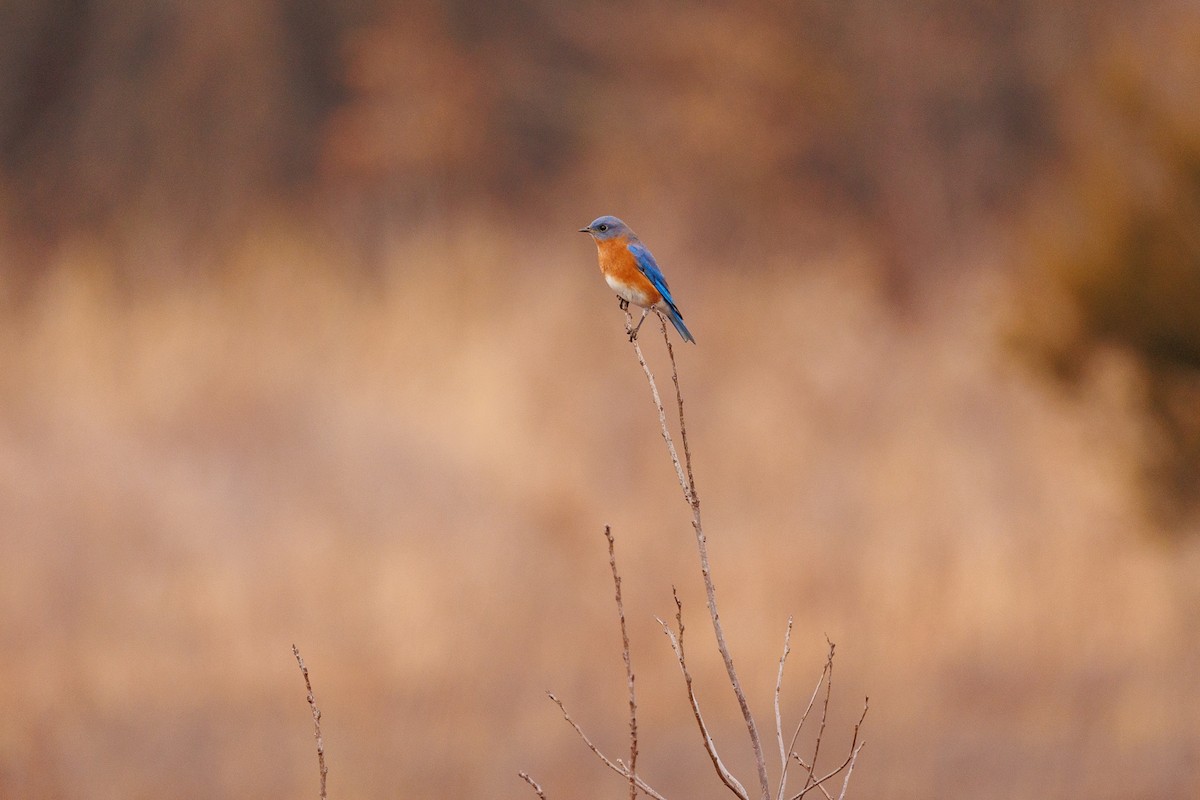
top-left (0, 221), bottom-right (1197, 798)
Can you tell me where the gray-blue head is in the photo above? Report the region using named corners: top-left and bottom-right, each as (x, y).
top-left (579, 215), bottom-right (635, 242)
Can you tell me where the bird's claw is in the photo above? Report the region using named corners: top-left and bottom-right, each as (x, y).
top-left (618, 298), bottom-right (630, 311)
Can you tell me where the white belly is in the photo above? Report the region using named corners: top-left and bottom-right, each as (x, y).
top-left (604, 273), bottom-right (656, 308)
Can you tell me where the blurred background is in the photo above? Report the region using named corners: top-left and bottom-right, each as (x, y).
top-left (2, 0), bottom-right (1199, 797)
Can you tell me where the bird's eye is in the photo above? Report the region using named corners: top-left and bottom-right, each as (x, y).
top-left (597, 223), bottom-right (609, 232)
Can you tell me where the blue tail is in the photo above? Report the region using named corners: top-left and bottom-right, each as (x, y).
top-left (663, 303), bottom-right (695, 344)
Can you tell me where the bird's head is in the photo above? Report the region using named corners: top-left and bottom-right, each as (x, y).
top-left (578, 215), bottom-right (633, 241)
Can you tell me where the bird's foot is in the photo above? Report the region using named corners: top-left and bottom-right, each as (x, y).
top-left (618, 298), bottom-right (630, 311)
top-left (627, 309), bottom-right (650, 342)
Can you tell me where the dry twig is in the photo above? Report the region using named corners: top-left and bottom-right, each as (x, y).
top-left (776, 640), bottom-right (870, 800)
top-left (657, 588), bottom-right (750, 800)
top-left (803, 639), bottom-right (836, 794)
top-left (789, 698), bottom-right (869, 800)
top-left (292, 644), bottom-right (328, 800)
top-left (774, 617), bottom-right (794, 800)
top-left (518, 771), bottom-right (548, 800)
top-left (627, 309), bottom-right (771, 799)
top-left (547, 692), bottom-right (669, 800)
top-left (534, 306), bottom-right (867, 799)
top-left (529, 527), bottom-right (666, 800)
top-left (779, 641), bottom-right (833, 798)
top-left (605, 524), bottom-right (641, 800)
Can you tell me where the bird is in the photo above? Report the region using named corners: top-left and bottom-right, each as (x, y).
top-left (579, 215), bottom-right (695, 343)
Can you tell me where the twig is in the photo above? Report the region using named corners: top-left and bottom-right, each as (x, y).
top-left (292, 644), bottom-right (328, 800)
top-left (612, 307), bottom-right (864, 799)
top-left (625, 309), bottom-right (692, 503)
top-left (801, 638), bottom-right (836, 796)
top-left (790, 699), bottom-right (869, 800)
top-left (534, 527), bottom-right (659, 800)
top-left (773, 617), bottom-right (794, 800)
top-left (835, 737), bottom-right (867, 800)
top-left (519, 771), bottom-right (549, 800)
top-left (780, 643), bottom-right (834, 798)
top-left (547, 692), bottom-right (669, 800)
top-left (604, 525), bottom-right (640, 800)
top-left (662, 317), bottom-right (698, 505)
top-left (625, 308), bottom-right (771, 800)
top-left (657, 589), bottom-right (750, 800)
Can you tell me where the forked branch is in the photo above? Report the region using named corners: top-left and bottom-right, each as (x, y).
top-left (547, 692), bottom-right (668, 800)
top-left (605, 524), bottom-right (641, 800)
top-left (777, 638), bottom-right (870, 800)
top-left (657, 588), bottom-right (750, 800)
top-left (627, 310), bottom-right (770, 799)
top-left (524, 527), bottom-right (665, 800)
top-left (526, 309), bottom-right (866, 799)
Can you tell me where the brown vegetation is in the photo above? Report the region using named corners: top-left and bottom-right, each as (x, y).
top-left (2, 2), bottom-right (1199, 798)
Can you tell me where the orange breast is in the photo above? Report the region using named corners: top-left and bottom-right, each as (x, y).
top-left (596, 238), bottom-right (661, 307)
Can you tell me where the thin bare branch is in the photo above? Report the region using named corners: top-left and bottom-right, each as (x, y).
top-left (624, 307), bottom-right (771, 800)
top-left (662, 316), bottom-right (698, 505)
top-left (546, 693), bottom-right (623, 776)
top-left (773, 617), bottom-right (794, 800)
top-left (615, 308), bottom-right (864, 800)
top-left (780, 642), bottom-right (834, 796)
top-left (292, 644), bottom-right (328, 800)
top-left (624, 309), bottom-right (691, 502)
top-left (519, 772), bottom-right (548, 800)
top-left (835, 740), bottom-right (867, 800)
top-left (801, 638), bottom-right (836, 796)
top-left (791, 757), bottom-right (834, 800)
top-left (656, 589), bottom-right (750, 800)
top-left (791, 699), bottom-right (870, 800)
top-left (547, 692), bottom-right (669, 800)
top-left (604, 525), bottom-right (640, 800)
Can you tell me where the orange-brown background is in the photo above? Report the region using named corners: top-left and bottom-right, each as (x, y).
top-left (2, 2), bottom-right (1199, 798)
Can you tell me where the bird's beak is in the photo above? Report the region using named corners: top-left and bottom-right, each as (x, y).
top-left (578, 227), bottom-right (591, 234)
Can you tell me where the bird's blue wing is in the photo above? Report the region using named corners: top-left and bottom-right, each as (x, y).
top-left (627, 243), bottom-right (676, 307)
top-left (628, 241), bottom-right (695, 342)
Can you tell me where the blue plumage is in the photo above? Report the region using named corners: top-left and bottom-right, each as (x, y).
top-left (628, 242), bottom-right (694, 343)
top-left (579, 214), bottom-right (696, 344)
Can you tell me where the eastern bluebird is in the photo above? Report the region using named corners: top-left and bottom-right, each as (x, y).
top-left (579, 215), bottom-right (696, 343)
